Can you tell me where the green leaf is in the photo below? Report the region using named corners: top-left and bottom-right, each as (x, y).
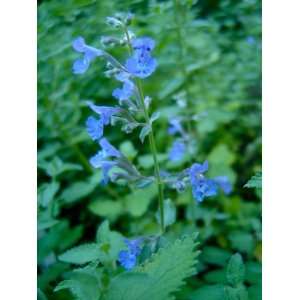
top-left (244, 172), bottom-right (262, 189)
top-left (37, 288), bottom-right (48, 300)
top-left (226, 253), bottom-right (245, 287)
top-left (201, 246), bottom-right (232, 266)
top-left (188, 284), bottom-right (226, 300)
top-left (228, 232), bottom-right (255, 255)
top-left (106, 234), bottom-right (199, 300)
top-left (224, 285), bottom-right (248, 300)
top-left (96, 220), bottom-right (124, 262)
top-left (125, 185), bottom-right (157, 217)
top-left (119, 141), bottom-right (137, 159)
top-left (38, 181), bottom-right (60, 207)
top-left (248, 284), bottom-right (262, 300)
top-left (138, 153), bottom-right (167, 169)
top-left (139, 124), bottom-right (152, 143)
top-left (89, 199), bottom-right (123, 221)
top-left (54, 271), bottom-right (101, 300)
top-left (156, 199), bottom-right (176, 228)
top-left (59, 243), bottom-right (102, 265)
top-left (38, 157), bottom-right (83, 177)
top-left (60, 173), bottom-right (100, 204)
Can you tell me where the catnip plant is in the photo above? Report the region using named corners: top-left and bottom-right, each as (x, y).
top-left (71, 12), bottom-right (231, 271)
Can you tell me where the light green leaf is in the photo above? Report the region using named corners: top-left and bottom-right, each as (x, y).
top-left (38, 181), bottom-right (60, 207)
top-left (244, 172), bottom-right (262, 189)
top-left (201, 246), bottom-right (232, 267)
top-left (156, 199), bottom-right (176, 228)
top-left (96, 220), bottom-right (124, 262)
top-left (125, 185), bottom-right (157, 217)
top-left (120, 141), bottom-right (137, 159)
top-left (60, 173), bottom-right (101, 204)
top-left (225, 285), bottom-right (248, 300)
top-left (38, 157), bottom-right (83, 177)
top-left (139, 124), bottom-right (152, 143)
top-left (188, 284), bottom-right (226, 300)
top-left (89, 199), bottom-right (123, 221)
top-left (58, 243), bottom-right (102, 265)
top-left (226, 253), bottom-right (245, 287)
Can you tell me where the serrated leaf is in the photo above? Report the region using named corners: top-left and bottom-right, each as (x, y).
top-left (54, 274), bottom-right (100, 300)
top-left (226, 253), bottom-right (245, 287)
top-left (224, 285), bottom-right (248, 300)
top-left (106, 235), bottom-right (199, 300)
top-left (139, 124), bottom-right (152, 143)
top-left (244, 172), bottom-right (262, 189)
top-left (59, 243), bottom-right (102, 265)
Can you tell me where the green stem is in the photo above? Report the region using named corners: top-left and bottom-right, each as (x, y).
top-left (123, 26), bottom-right (165, 233)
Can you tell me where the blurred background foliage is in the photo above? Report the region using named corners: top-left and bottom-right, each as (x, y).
top-left (38, 0), bottom-right (261, 299)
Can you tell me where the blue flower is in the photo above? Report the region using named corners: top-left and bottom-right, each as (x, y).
top-left (118, 250), bottom-right (137, 270)
top-left (99, 138), bottom-right (121, 158)
top-left (214, 176), bottom-right (232, 194)
top-left (89, 138), bottom-right (121, 184)
top-left (125, 37), bottom-right (157, 78)
top-left (189, 161), bottom-right (218, 202)
top-left (87, 102), bottom-right (120, 126)
top-left (118, 238), bottom-right (142, 270)
top-left (112, 80), bottom-right (135, 102)
top-left (86, 116), bottom-right (103, 141)
top-left (246, 36), bottom-right (255, 45)
top-left (126, 55), bottom-right (157, 79)
top-left (169, 140), bottom-right (186, 161)
top-left (132, 37), bottom-right (155, 52)
top-left (72, 37), bottom-right (103, 74)
top-left (168, 118), bottom-right (184, 136)
top-left (174, 179), bottom-right (186, 193)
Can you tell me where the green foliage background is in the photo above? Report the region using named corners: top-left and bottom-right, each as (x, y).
top-left (38, 0), bottom-right (261, 299)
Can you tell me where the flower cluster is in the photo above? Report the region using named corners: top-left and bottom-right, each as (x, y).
top-left (118, 239), bottom-right (142, 270)
top-left (72, 13), bottom-right (233, 272)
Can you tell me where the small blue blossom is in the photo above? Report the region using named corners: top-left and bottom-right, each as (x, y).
top-left (118, 250), bottom-right (137, 270)
top-left (99, 138), bottom-right (121, 158)
top-left (132, 37), bottom-right (155, 52)
top-left (126, 54), bottom-right (157, 79)
top-left (189, 161), bottom-right (218, 202)
top-left (214, 176), bottom-right (232, 194)
top-left (72, 37), bottom-right (103, 74)
top-left (246, 36), bottom-right (255, 45)
top-left (112, 80), bottom-right (135, 102)
top-left (89, 154), bottom-right (117, 185)
top-left (168, 118), bottom-right (184, 136)
top-left (125, 37), bottom-right (157, 78)
top-left (118, 238), bottom-right (142, 270)
top-left (86, 116), bottom-right (103, 141)
top-left (87, 102), bottom-right (120, 126)
top-left (115, 71), bottom-right (131, 82)
top-left (174, 179), bottom-right (186, 193)
top-left (169, 140), bottom-right (186, 161)
top-left (89, 138), bottom-right (121, 184)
